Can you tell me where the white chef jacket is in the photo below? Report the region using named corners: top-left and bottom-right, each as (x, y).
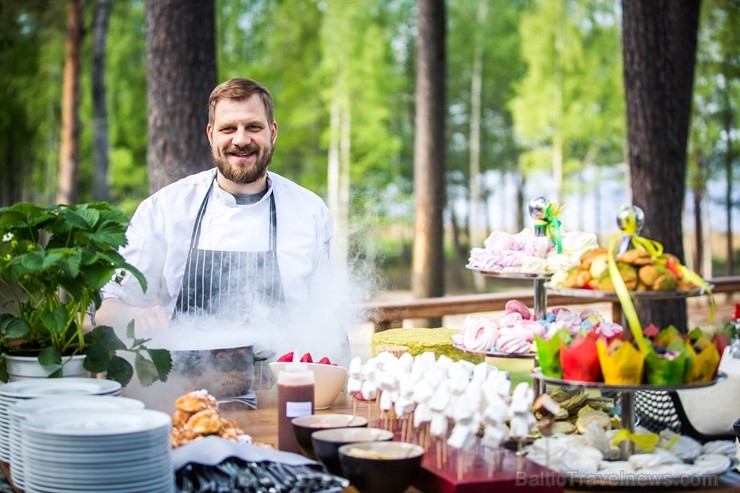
top-left (103, 169), bottom-right (333, 316)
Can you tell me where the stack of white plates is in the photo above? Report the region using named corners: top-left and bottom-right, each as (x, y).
top-left (0, 377), bottom-right (122, 463)
top-left (21, 407), bottom-right (173, 493)
top-left (7, 395), bottom-right (145, 490)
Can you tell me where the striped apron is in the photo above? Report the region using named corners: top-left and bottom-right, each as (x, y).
top-left (174, 174), bottom-right (284, 392)
top-left (174, 175), bottom-right (285, 318)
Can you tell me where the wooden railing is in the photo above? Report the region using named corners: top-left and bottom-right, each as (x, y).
top-left (361, 276), bottom-right (740, 332)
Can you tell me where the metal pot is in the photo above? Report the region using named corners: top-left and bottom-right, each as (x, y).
top-left (170, 345), bottom-right (255, 399)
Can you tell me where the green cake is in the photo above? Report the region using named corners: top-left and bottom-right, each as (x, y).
top-left (371, 328), bottom-right (483, 364)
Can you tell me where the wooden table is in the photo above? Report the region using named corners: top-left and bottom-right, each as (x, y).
top-left (221, 390), bottom-right (740, 493)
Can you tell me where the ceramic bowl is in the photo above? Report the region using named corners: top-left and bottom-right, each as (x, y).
top-left (311, 427), bottom-right (394, 476)
top-left (338, 441), bottom-right (425, 493)
top-left (269, 362), bottom-right (348, 409)
top-left (290, 413), bottom-right (368, 459)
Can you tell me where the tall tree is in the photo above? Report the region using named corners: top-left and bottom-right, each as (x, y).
top-left (56, 0), bottom-right (84, 204)
top-left (621, 0), bottom-right (701, 331)
top-left (689, 0), bottom-right (739, 277)
top-left (0, 1), bottom-right (66, 206)
top-left (146, 0), bottom-right (216, 192)
top-left (92, 0), bottom-right (111, 202)
top-left (412, 0), bottom-right (446, 326)
top-left (467, 0), bottom-right (488, 293)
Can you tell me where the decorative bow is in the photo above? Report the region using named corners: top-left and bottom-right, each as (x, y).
top-left (610, 429), bottom-right (660, 452)
top-left (618, 207), bottom-right (663, 258)
top-left (533, 201), bottom-right (564, 253)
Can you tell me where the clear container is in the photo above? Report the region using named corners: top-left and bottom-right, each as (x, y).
top-left (277, 363), bottom-right (315, 453)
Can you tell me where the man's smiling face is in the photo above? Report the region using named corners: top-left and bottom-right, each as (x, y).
top-left (207, 94), bottom-right (278, 191)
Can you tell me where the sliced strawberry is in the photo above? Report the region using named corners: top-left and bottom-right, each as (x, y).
top-left (276, 351), bottom-right (294, 362)
top-left (299, 352), bottom-right (313, 363)
top-left (317, 356), bottom-right (331, 365)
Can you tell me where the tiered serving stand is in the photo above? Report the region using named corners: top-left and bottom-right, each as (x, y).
top-left (461, 197), bottom-right (560, 392)
top-left (543, 283), bottom-right (723, 460)
top-left (461, 200), bottom-right (730, 485)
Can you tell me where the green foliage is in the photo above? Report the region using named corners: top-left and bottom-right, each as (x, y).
top-left (0, 1), bottom-right (66, 205)
top-left (510, 0), bottom-right (625, 191)
top-left (0, 201), bottom-right (170, 386)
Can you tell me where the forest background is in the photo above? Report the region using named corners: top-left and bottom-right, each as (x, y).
top-left (0, 0), bottom-right (737, 315)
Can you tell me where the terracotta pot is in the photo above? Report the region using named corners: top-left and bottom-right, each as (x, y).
top-left (3, 354), bottom-right (88, 381)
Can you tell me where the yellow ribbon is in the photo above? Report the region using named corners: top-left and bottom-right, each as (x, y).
top-left (610, 428), bottom-right (660, 452)
top-left (617, 206), bottom-right (664, 258)
top-left (533, 201), bottom-right (564, 253)
top-left (663, 433), bottom-right (681, 450)
top-left (607, 233), bottom-right (650, 354)
top-left (609, 204), bottom-right (715, 338)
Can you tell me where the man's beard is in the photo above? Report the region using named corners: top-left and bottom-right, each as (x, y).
top-left (212, 143), bottom-right (274, 184)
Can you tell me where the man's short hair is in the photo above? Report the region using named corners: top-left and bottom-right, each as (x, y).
top-left (208, 78), bottom-right (275, 125)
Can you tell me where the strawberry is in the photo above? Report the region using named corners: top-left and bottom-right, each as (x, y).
top-left (299, 352), bottom-right (313, 363)
top-left (317, 356), bottom-right (331, 365)
top-left (277, 351), bottom-right (295, 362)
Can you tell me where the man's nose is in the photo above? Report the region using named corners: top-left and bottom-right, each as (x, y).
top-left (232, 128), bottom-right (252, 146)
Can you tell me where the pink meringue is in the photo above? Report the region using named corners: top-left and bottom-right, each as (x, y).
top-left (462, 316), bottom-right (498, 351)
top-left (505, 299), bottom-right (532, 320)
top-left (495, 332), bottom-right (532, 354)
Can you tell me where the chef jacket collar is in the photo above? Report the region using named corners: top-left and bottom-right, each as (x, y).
top-left (213, 175), bottom-right (273, 207)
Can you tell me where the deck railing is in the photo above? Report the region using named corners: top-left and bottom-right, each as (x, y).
top-left (361, 276), bottom-right (740, 332)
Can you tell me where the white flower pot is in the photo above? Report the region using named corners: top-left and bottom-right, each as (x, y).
top-left (3, 354), bottom-right (89, 381)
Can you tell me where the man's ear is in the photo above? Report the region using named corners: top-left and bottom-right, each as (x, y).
top-left (271, 122), bottom-right (278, 144)
top-left (206, 124), bottom-right (214, 146)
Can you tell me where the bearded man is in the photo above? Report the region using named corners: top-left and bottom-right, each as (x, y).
top-left (96, 78), bottom-right (334, 336)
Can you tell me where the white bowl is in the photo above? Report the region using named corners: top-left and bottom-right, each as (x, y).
top-left (269, 362), bottom-right (348, 409)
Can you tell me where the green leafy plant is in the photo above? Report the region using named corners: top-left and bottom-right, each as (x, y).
top-left (0, 201), bottom-right (171, 385)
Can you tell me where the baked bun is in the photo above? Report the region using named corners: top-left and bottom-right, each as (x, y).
top-left (619, 248), bottom-right (653, 266)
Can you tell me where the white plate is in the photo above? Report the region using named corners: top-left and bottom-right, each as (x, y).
top-left (25, 458), bottom-right (171, 478)
top-left (0, 377), bottom-right (121, 398)
top-left (21, 432), bottom-right (170, 453)
top-left (19, 442), bottom-right (168, 462)
top-left (8, 395), bottom-right (144, 417)
top-left (24, 473), bottom-right (174, 493)
top-left (23, 408), bottom-right (170, 436)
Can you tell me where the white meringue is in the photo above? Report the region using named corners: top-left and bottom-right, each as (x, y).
top-left (559, 445), bottom-right (603, 474)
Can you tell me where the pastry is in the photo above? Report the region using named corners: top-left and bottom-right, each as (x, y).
top-left (563, 267), bottom-right (591, 288)
top-left (170, 389), bottom-right (252, 449)
top-left (575, 409), bottom-right (611, 433)
top-left (580, 248), bottom-right (608, 269)
top-left (619, 248), bottom-right (653, 266)
top-left (184, 408), bottom-right (223, 435)
top-left (175, 389), bottom-right (218, 413)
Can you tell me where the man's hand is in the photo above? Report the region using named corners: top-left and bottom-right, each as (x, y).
top-left (95, 298), bottom-right (171, 336)
top-left (134, 306), bottom-right (171, 335)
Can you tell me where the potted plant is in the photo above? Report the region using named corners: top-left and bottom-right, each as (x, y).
top-left (0, 201), bottom-right (171, 386)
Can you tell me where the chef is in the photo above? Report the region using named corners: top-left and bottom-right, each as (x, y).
top-left (95, 78), bottom-right (336, 352)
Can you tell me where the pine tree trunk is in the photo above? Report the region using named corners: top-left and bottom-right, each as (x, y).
top-left (146, 0), bottom-right (216, 192)
top-left (56, 0), bottom-right (84, 205)
top-left (621, 0), bottom-right (700, 332)
top-left (469, 0), bottom-right (487, 294)
top-left (412, 0), bottom-right (446, 327)
top-left (92, 0), bottom-right (111, 202)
